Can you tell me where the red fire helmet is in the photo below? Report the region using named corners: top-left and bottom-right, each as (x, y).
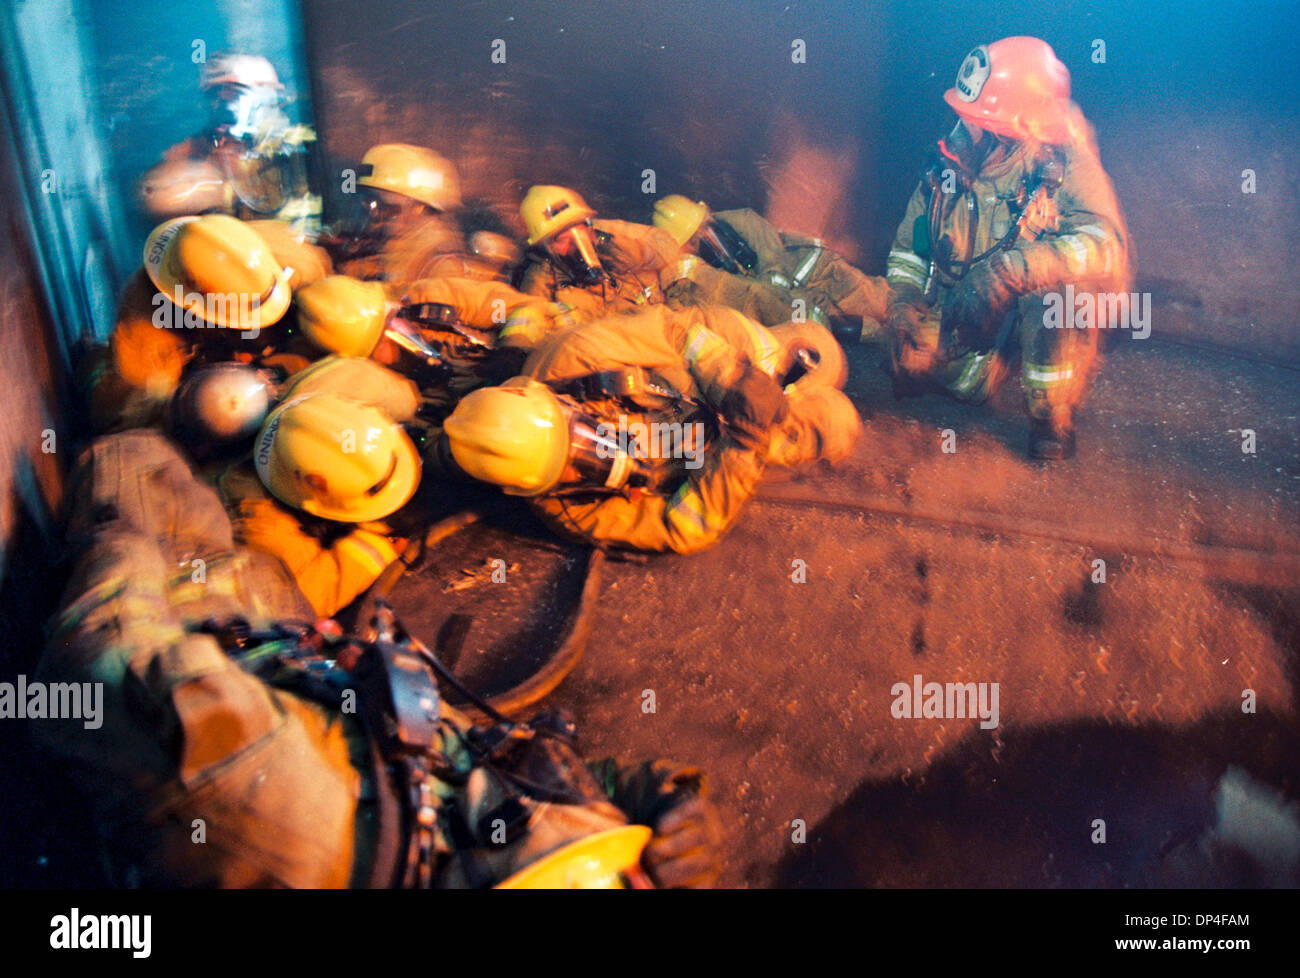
top-left (943, 36), bottom-right (1073, 144)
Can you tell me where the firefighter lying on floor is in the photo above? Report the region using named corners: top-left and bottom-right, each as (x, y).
top-left (513, 185), bottom-right (680, 323)
top-left (652, 194), bottom-right (890, 341)
top-left (435, 305), bottom-right (862, 555)
top-left (211, 356), bottom-right (429, 620)
top-left (291, 274), bottom-right (578, 413)
top-left (34, 426), bottom-right (722, 888)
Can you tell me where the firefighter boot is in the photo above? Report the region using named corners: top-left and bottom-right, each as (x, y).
top-left (1028, 414), bottom-right (1076, 460)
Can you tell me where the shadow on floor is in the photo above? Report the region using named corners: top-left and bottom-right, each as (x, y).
top-left (775, 710), bottom-right (1300, 888)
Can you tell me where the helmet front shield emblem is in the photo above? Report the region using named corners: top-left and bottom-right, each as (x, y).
top-left (954, 45), bottom-right (991, 102)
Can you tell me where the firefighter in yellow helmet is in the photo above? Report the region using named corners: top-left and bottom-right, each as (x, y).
top-left (138, 53), bottom-right (323, 234)
top-left (291, 273), bottom-right (579, 425)
top-left (328, 143), bottom-right (472, 283)
top-left (884, 37), bottom-right (1134, 459)
top-left (85, 214), bottom-right (330, 434)
top-left (217, 360), bottom-right (425, 619)
top-left (37, 425), bottom-right (723, 888)
top-left (513, 185), bottom-right (680, 324)
top-left (439, 305), bottom-right (860, 555)
top-left (653, 194), bottom-right (891, 342)
top-left (400, 206), bottom-right (526, 284)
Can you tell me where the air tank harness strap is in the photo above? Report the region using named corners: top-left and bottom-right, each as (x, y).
top-left (191, 616), bottom-right (460, 889)
top-left (546, 367), bottom-right (688, 410)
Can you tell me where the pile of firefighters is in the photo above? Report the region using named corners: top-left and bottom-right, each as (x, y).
top-left (36, 38), bottom-right (1132, 888)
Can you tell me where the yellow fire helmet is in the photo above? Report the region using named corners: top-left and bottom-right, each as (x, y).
top-left (520, 185), bottom-right (596, 246)
top-left (295, 275), bottom-right (391, 357)
top-left (443, 377), bottom-right (570, 496)
top-left (652, 194), bottom-right (709, 247)
top-left (496, 825), bottom-right (654, 889)
top-left (769, 385), bottom-right (862, 469)
top-left (357, 143), bottom-right (462, 212)
top-left (144, 214), bottom-right (292, 331)
top-left (254, 392), bottom-right (420, 523)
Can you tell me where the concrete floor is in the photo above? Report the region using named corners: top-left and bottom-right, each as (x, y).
top-left (10, 327), bottom-right (1298, 889)
top-left (399, 331), bottom-right (1300, 887)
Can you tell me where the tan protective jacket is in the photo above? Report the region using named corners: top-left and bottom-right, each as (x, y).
top-left (517, 219), bottom-right (679, 323)
top-left (665, 208), bottom-right (890, 326)
top-left (523, 305), bottom-right (779, 554)
top-left (885, 121), bottom-right (1132, 310)
top-left (335, 217), bottom-right (466, 284)
top-left (36, 431), bottom-right (701, 887)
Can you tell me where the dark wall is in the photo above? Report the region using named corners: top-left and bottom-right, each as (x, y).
top-left (303, 0), bottom-right (893, 261)
top-left (0, 101), bottom-right (73, 888)
top-left (303, 0), bottom-right (1300, 359)
top-left (0, 132), bottom-right (65, 614)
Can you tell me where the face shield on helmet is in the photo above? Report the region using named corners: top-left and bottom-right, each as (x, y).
top-left (444, 379), bottom-right (660, 497)
top-left (545, 223), bottom-right (606, 287)
top-left (352, 185), bottom-right (430, 244)
top-left (561, 409), bottom-right (650, 494)
top-left (495, 393), bottom-right (668, 497)
top-left (694, 218), bottom-right (759, 275)
top-left (207, 83), bottom-right (288, 142)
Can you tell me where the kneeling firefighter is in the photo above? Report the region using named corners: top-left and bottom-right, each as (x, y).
top-left (36, 427), bottom-right (722, 887)
top-left (436, 306), bottom-right (861, 555)
top-left (653, 194), bottom-right (890, 341)
top-left (884, 36), bottom-right (1133, 459)
top-left (138, 54), bottom-right (323, 233)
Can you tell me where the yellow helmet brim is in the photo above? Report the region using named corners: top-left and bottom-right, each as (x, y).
top-left (496, 825), bottom-right (654, 889)
top-left (144, 217), bottom-right (293, 331)
top-left (298, 426), bottom-right (421, 524)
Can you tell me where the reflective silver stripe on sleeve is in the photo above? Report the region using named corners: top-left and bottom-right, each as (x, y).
top-left (792, 247), bottom-right (823, 287)
top-left (887, 249), bottom-right (928, 289)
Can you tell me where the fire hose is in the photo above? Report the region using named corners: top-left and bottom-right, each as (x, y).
top-left (355, 510), bottom-right (605, 721)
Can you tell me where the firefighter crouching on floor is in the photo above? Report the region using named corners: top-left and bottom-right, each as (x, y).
top-left (326, 143), bottom-right (468, 284)
top-left (34, 427), bottom-right (723, 887)
top-left (84, 214), bottom-right (331, 433)
top-left (653, 194), bottom-right (891, 342)
top-left (293, 272), bottom-right (577, 380)
top-left (884, 36), bottom-right (1133, 459)
top-left (216, 357), bottom-right (426, 619)
top-left (513, 185), bottom-right (679, 323)
top-left (437, 305), bottom-right (860, 555)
